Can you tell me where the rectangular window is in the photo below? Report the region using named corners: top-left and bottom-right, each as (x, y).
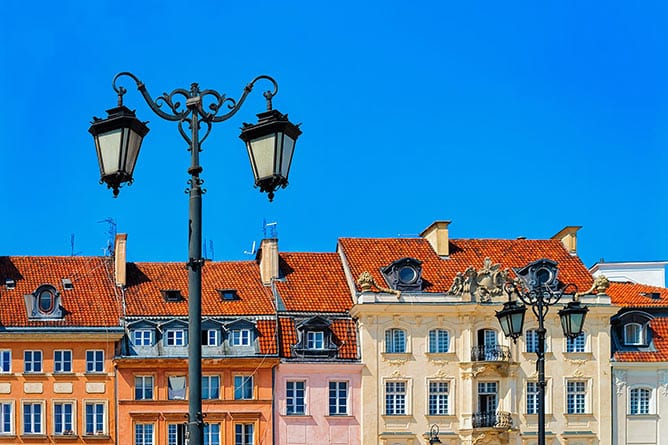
top-left (168, 375), bottom-right (187, 400)
top-left (202, 375), bottom-right (220, 399)
top-left (23, 402), bottom-right (43, 434)
top-left (525, 330), bottom-right (539, 353)
top-left (478, 382), bottom-right (498, 413)
top-left (202, 329), bottom-right (219, 346)
top-left (234, 376), bottom-right (253, 400)
top-left (54, 350), bottom-right (72, 373)
top-left (307, 331), bottom-right (325, 349)
top-left (428, 381), bottom-right (449, 415)
top-left (329, 381), bottom-right (348, 415)
top-left (566, 333), bottom-right (586, 353)
top-left (567, 381), bottom-right (586, 414)
top-left (0, 402), bottom-right (12, 434)
top-left (235, 423), bottom-right (254, 445)
top-left (527, 382), bottom-right (539, 414)
top-left (54, 402), bottom-right (73, 435)
top-left (630, 388), bottom-right (651, 415)
top-left (133, 330), bottom-right (153, 346)
top-left (0, 350), bottom-right (10, 373)
top-left (385, 329), bottom-right (406, 353)
top-left (135, 376), bottom-right (154, 400)
top-left (429, 329), bottom-right (449, 353)
top-left (231, 329), bottom-right (251, 346)
top-left (135, 423), bottom-right (154, 445)
top-left (85, 402), bottom-right (105, 435)
top-left (204, 423), bottom-right (221, 445)
top-left (24, 350), bottom-right (42, 373)
top-left (385, 381), bottom-right (406, 415)
top-left (86, 350), bottom-right (104, 373)
top-left (168, 423), bottom-right (186, 445)
top-left (286, 381), bottom-right (305, 415)
top-left (166, 330), bottom-right (186, 346)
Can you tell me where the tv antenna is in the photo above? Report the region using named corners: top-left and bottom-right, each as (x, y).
top-left (98, 218), bottom-right (117, 256)
top-left (263, 219), bottom-right (278, 238)
top-left (243, 240), bottom-right (257, 256)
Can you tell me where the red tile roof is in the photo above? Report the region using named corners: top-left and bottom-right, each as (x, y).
top-left (607, 282), bottom-right (668, 307)
top-left (338, 238), bottom-right (593, 293)
top-left (331, 318), bottom-right (358, 359)
top-left (0, 256), bottom-right (122, 327)
top-left (614, 318), bottom-right (668, 362)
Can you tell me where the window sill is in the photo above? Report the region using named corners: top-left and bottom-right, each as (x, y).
top-left (82, 434), bottom-right (110, 440)
top-left (20, 434), bottom-right (48, 439)
top-left (627, 413), bottom-right (658, 418)
top-left (53, 434), bottom-right (80, 440)
top-left (283, 413), bottom-right (310, 417)
top-left (426, 352), bottom-right (456, 360)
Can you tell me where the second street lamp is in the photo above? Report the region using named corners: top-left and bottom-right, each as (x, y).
top-left (495, 258), bottom-right (588, 445)
top-left (89, 71), bottom-right (301, 445)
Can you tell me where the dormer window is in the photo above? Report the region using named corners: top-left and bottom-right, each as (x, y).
top-left (293, 316), bottom-right (339, 358)
top-left (231, 329), bottom-right (252, 346)
top-left (307, 331), bottom-right (325, 350)
top-left (218, 289), bottom-right (239, 301)
top-left (25, 284), bottom-right (63, 319)
top-left (61, 278), bottom-right (74, 290)
top-left (381, 257), bottom-right (423, 292)
top-left (5, 278), bottom-right (15, 290)
top-left (624, 323), bottom-right (645, 346)
top-left (161, 290), bottom-right (183, 302)
top-left (38, 288), bottom-right (55, 313)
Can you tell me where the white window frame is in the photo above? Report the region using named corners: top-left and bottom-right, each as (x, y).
top-left (135, 375), bottom-right (154, 400)
top-left (307, 331), bottom-right (325, 350)
top-left (385, 380), bottom-right (409, 415)
top-left (428, 329), bottom-right (450, 353)
top-left (53, 400), bottom-right (76, 435)
top-left (203, 422), bottom-right (221, 445)
top-left (165, 330), bottom-right (187, 346)
top-left (629, 386), bottom-right (654, 415)
top-left (231, 329), bottom-right (252, 346)
top-left (24, 350), bottom-right (42, 373)
top-left (202, 375), bottom-right (220, 400)
top-left (135, 422), bottom-right (154, 445)
top-left (624, 323), bottom-right (645, 346)
top-left (566, 379), bottom-right (589, 414)
top-left (0, 350), bottom-right (10, 373)
top-left (22, 400), bottom-right (45, 434)
top-left (0, 401), bottom-right (14, 435)
top-left (525, 329), bottom-right (539, 353)
top-left (86, 350), bottom-right (104, 373)
top-left (167, 423), bottom-right (187, 445)
top-left (385, 328), bottom-right (407, 353)
top-left (133, 329), bottom-right (154, 346)
top-left (427, 380), bottom-right (450, 415)
top-left (234, 423), bottom-right (254, 445)
top-left (286, 380), bottom-right (306, 415)
top-left (566, 332), bottom-right (587, 353)
top-left (234, 375), bottom-right (254, 400)
top-left (54, 350), bottom-right (72, 373)
top-left (328, 381), bottom-right (348, 415)
top-left (204, 329), bottom-right (219, 346)
top-left (84, 400), bottom-right (107, 435)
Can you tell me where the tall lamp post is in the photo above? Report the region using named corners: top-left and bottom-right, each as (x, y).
top-left (495, 259), bottom-right (588, 445)
top-left (89, 72), bottom-right (301, 445)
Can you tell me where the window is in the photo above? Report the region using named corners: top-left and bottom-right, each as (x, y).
top-left (235, 423), bottom-right (254, 445)
top-left (429, 329), bottom-right (449, 353)
top-left (385, 328), bottom-right (406, 353)
top-left (204, 423), bottom-right (221, 445)
top-left (54, 402), bottom-right (74, 435)
top-left (567, 381), bottom-right (587, 414)
top-left (329, 381), bottom-right (348, 415)
top-left (566, 332), bottom-right (586, 353)
top-left (478, 382), bottom-right (498, 414)
top-left (307, 331), bottom-right (325, 349)
top-left (38, 288), bottom-right (55, 313)
top-left (135, 376), bottom-right (154, 400)
top-left (286, 381), bottom-right (305, 415)
top-left (624, 323), bottom-right (645, 346)
top-left (231, 329), bottom-right (251, 346)
top-left (166, 330), bottom-right (186, 346)
top-left (135, 423), bottom-right (154, 445)
top-left (202, 375), bottom-right (220, 399)
top-left (630, 388), bottom-right (651, 415)
top-left (385, 381), bottom-right (407, 415)
top-left (54, 350), bottom-right (72, 373)
top-left (133, 330), bottom-right (153, 346)
top-left (23, 402), bottom-right (43, 434)
top-left (168, 424), bottom-right (186, 445)
top-left (0, 402), bottom-right (12, 434)
top-left (0, 350), bottom-right (10, 373)
top-left (24, 350), bottom-right (42, 373)
top-left (168, 375), bottom-right (186, 400)
top-left (85, 402), bottom-right (105, 435)
top-left (428, 381), bottom-right (449, 415)
top-left (86, 350), bottom-right (104, 373)
top-left (234, 375), bottom-right (253, 400)
top-left (527, 382), bottom-right (539, 414)
top-left (202, 329), bottom-right (219, 346)
top-left (525, 330), bottom-right (539, 353)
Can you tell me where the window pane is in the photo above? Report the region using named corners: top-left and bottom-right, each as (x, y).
top-left (385, 381), bottom-right (406, 415)
top-left (428, 381), bottom-right (449, 415)
top-left (286, 381), bottom-right (305, 415)
top-left (329, 381), bottom-right (348, 415)
top-left (429, 330), bottom-right (449, 353)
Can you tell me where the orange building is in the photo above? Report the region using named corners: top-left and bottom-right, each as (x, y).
top-left (0, 256), bottom-right (123, 444)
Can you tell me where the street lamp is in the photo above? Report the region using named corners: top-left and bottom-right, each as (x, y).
top-left (427, 424), bottom-right (442, 445)
top-left (495, 258), bottom-right (588, 445)
top-left (89, 72), bottom-right (301, 445)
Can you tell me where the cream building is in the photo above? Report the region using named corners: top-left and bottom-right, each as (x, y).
top-left (338, 221), bottom-right (617, 445)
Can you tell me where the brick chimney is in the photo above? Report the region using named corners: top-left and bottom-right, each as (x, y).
top-left (420, 221), bottom-right (451, 257)
top-left (114, 233), bottom-right (127, 287)
top-left (551, 226), bottom-right (582, 255)
top-left (258, 238), bottom-right (280, 285)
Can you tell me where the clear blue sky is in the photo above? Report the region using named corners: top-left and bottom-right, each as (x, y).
top-left (0, 0), bottom-right (666, 269)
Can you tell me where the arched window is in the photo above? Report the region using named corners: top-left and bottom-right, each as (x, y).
top-left (385, 328), bottom-right (407, 353)
top-left (629, 387), bottom-right (652, 415)
top-left (38, 288), bottom-right (54, 313)
top-left (428, 329), bottom-right (449, 353)
top-left (624, 323), bottom-right (645, 346)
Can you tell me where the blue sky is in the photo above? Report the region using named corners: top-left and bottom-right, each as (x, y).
top-left (0, 1), bottom-right (666, 269)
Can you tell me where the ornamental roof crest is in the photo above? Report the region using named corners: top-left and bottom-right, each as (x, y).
top-left (448, 258), bottom-right (510, 302)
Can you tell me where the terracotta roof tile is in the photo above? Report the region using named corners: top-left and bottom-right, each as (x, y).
top-left (331, 319), bottom-right (358, 359)
top-left (338, 237), bottom-right (593, 293)
top-left (614, 318), bottom-right (668, 362)
top-left (256, 319), bottom-right (277, 354)
top-left (278, 317), bottom-right (296, 357)
top-left (607, 282), bottom-right (668, 307)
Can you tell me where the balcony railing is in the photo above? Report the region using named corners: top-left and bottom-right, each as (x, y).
top-left (472, 411), bottom-right (513, 429)
top-left (470, 345), bottom-right (511, 362)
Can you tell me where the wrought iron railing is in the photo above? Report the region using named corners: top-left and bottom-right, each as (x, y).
top-left (472, 411), bottom-right (513, 429)
top-left (470, 345), bottom-right (511, 362)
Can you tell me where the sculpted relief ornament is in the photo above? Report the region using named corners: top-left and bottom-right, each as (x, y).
top-left (357, 271), bottom-right (401, 298)
top-left (449, 258), bottom-right (510, 302)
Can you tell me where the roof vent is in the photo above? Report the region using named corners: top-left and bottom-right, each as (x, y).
top-left (641, 292), bottom-right (661, 300)
top-left (217, 289), bottom-right (239, 301)
top-left (5, 278), bottom-right (15, 290)
top-left (161, 289), bottom-right (184, 302)
top-left (61, 278), bottom-right (74, 290)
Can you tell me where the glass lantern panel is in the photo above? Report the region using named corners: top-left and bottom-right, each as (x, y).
top-left (125, 129), bottom-right (143, 176)
top-left (249, 133), bottom-right (276, 180)
top-left (279, 134), bottom-right (295, 178)
top-left (97, 129), bottom-right (123, 175)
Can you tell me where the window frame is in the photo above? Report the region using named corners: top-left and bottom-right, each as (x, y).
top-left (133, 329), bottom-right (154, 347)
top-left (53, 401), bottom-right (75, 435)
top-left (202, 375), bottom-right (220, 400)
top-left (526, 381), bottom-right (539, 415)
top-left (629, 387), bottom-right (653, 415)
top-left (24, 350), bottom-right (43, 373)
top-left (22, 401), bottom-right (44, 434)
top-left (167, 423), bottom-right (187, 445)
top-left (234, 423), bottom-right (254, 445)
top-left (566, 380), bottom-right (588, 414)
top-left (231, 329), bottom-right (252, 347)
top-left (286, 380), bottom-right (306, 415)
top-left (328, 381), bottom-right (348, 416)
top-left (385, 380), bottom-right (408, 416)
top-left (234, 375), bottom-right (254, 400)
top-left (203, 329), bottom-right (219, 346)
top-left (54, 350), bottom-right (73, 373)
top-left (165, 329), bottom-right (187, 347)
top-left (385, 328), bottom-right (407, 354)
top-left (427, 380), bottom-right (450, 416)
top-left (86, 350), bottom-right (104, 373)
top-left (624, 323), bottom-right (645, 346)
top-left (428, 329), bottom-right (450, 354)
top-left (134, 375), bottom-right (154, 400)
top-left (0, 401), bottom-right (13, 435)
top-left (135, 422), bottom-right (154, 445)
top-left (84, 401), bottom-right (106, 436)
top-left (566, 332), bottom-right (587, 353)
top-left (203, 422), bottom-right (221, 445)
top-left (0, 350), bottom-right (10, 373)
top-left (306, 331), bottom-right (325, 350)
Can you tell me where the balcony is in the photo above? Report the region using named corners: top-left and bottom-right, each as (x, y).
top-left (472, 411), bottom-right (513, 430)
top-left (470, 345), bottom-right (511, 362)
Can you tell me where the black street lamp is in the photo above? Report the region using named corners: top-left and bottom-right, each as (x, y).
top-left (89, 72), bottom-right (301, 445)
top-left (495, 259), bottom-right (588, 445)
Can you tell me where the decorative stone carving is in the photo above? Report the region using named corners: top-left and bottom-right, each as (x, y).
top-left (616, 371), bottom-right (627, 397)
top-left (578, 274), bottom-right (611, 297)
top-left (390, 369), bottom-right (403, 378)
top-left (357, 271), bottom-right (401, 298)
top-left (472, 433), bottom-right (486, 445)
top-left (433, 368), bottom-right (453, 379)
top-left (659, 370), bottom-right (668, 396)
top-left (449, 258), bottom-right (510, 302)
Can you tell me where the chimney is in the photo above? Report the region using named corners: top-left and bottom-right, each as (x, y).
top-left (420, 221), bottom-right (451, 257)
top-left (258, 238), bottom-right (280, 285)
top-left (114, 233), bottom-right (127, 287)
top-left (551, 226), bottom-right (582, 255)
